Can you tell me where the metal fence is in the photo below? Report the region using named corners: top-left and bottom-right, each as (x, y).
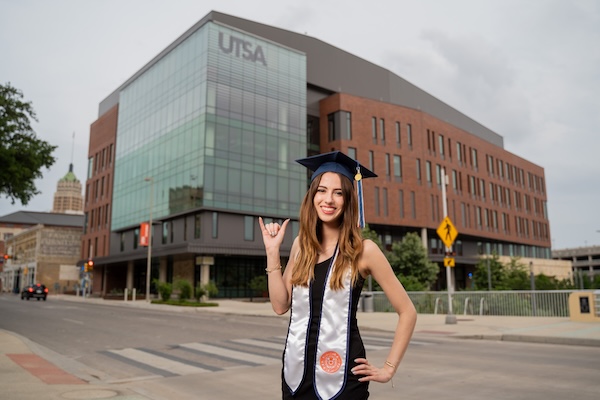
top-left (370, 290), bottom-right (578, 317)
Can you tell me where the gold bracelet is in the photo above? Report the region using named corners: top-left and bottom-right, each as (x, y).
top-left (265, 265), bottom-right (282, 274)
top-left (385, 361), bottom-right (396, 388)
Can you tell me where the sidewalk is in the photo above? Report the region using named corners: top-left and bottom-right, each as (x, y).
top-left (2, 295), bottom-right (599, 400)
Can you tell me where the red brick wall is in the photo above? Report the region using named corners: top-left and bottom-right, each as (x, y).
top-left (81, 105), bottom-right (118, 260)
top-left (319, 93), bottom-right (550, 247)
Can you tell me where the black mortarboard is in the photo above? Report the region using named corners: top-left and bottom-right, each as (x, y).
top-left (295, 151), bottom-right (377, 183)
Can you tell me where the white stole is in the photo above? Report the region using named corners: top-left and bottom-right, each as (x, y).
top-left (283, 247), bottom-right (352, 399)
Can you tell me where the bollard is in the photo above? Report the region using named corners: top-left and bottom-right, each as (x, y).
top-left (124, 288), bottom-right (128, 302)
top-left (132, 288), bottom-right (136, 302)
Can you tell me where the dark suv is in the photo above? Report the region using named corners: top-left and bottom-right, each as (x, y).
top-left (21, 284), bottom-right (48, 301)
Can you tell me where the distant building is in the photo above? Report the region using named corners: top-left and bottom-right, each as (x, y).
top-left (0, 212), bottom-right (83, 294)
top-left (553, 245), bottom-right (600, 286)
top-left (52, 163), bottom-right (83, 214)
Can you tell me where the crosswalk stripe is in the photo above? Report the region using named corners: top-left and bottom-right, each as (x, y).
top-left (231, 338), bottom-right (283, 351)
top-left (364, 344), bottom-right (387, 351)
top-left (362, 335), bottom-right (393, 344)
top-left (180, 342), bottom-right (279, 365)
top-left (108, 348), bottom-right (210, 375)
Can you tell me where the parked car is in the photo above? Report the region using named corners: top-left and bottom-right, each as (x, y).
top-left (21, 284), bottom-right (48, 301)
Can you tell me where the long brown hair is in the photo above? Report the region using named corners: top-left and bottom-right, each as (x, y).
top-left (291, 172), bottom-right (364, 290)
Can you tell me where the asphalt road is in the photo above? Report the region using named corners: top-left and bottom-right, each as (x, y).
top-left (1, 295), bottom-right (599, 399)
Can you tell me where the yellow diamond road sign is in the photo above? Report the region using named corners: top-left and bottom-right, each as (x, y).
top-left (444, 257), bottom-right (455, 267)
top-left (437, 216), bottom-right (458, 248)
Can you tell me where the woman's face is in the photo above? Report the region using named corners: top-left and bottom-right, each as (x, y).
top-left (313, 172), bottom-right (345, 224)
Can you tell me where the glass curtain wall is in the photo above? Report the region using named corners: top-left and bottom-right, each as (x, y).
top-left (112, 22), bottom-right (307, 230)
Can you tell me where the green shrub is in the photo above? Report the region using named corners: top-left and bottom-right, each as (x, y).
top-left (175, 279), bottom-right (193, 301)
top-left (153, 279), bottom-right (173, 302)
top-left (195, 281), bottom-right (219, 301)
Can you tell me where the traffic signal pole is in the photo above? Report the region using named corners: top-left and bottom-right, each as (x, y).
top-left (441, 168), bottom-right (457, 324)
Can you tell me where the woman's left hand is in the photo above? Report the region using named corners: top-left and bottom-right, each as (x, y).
top-left (351, 358), bottom-right (395, 384)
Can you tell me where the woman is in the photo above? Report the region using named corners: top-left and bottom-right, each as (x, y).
top-left (259, 151), bottom-right (417, 399)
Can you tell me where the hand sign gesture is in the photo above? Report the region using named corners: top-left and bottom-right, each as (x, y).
top-left (258, 217), bottom-right (290, 251)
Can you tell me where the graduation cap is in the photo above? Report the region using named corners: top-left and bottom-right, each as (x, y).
top-left (296, 151), bottom-right (377, 183)
top-left (296, 151), bottom-right (377, 228)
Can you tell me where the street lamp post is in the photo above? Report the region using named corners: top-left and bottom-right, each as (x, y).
top-left (145, 177), bottom-right (154, 302)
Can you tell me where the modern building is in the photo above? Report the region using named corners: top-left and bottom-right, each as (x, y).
top-left (52, 163), bottom-right (84, 214)
top-left (82, 11), bottom-right (551, 298)
top-left (0, 212), bottom-right (84, 294)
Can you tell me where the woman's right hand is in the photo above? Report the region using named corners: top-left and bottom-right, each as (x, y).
top-left (258, 217), bottom-right (289, 251)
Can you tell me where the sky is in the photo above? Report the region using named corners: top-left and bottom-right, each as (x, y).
top-left (0, 0), bottom-right (598, 250)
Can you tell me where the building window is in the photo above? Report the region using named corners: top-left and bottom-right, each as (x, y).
top-left (374, 187), bottom-right (380, 216)
top-left (162, 222), bottom-right (169, 244)
top-left (471, 148), bottom-right (478, 170)
top-left (327, 111), bottom-right (351, 142)
top-left (371, 117), bottom-right (377, 144)
top-left (399, 189), bottom-right (404, 218)
top-left (134, 228), bottom-right (139, 249)
top-left (395, 122), bottom-right (401, 147)
top-left (438, 134), bottom-right (445, 158)
top-left (244, 216), bottom-right (254, 241)
top-left (416, 159), bottom-right (421, 183)
top-left (379, 118), bottom-right (385, 144)
top-left (410, 191), bottom-right (416, 219)
top-left (480, 179), bottom-right (486, 201)
top-left (212, 212), bottom-right (218, 238)
top-left (87, 157), bottom-right (93, 179)
top-left (327, 113), bottom-right (336, 142)
top-left (385, 153), bottom-right (390, 179)
top-left (345, 112), bottom-right (352, 140)
top-left (426, 161), bottom-right (432, 187)
top-left (393, 155), bottom-right (402, 182)
top-left (347, 147), bottom-right (356, 160)
top-left (452, 170), bottom-right (458, 192)
top-left (407, 124), bottom-right (412, 149)
top-left (183, 217), bottom-right (187, 241)
top-left (369, 151), bottom-right (374, 172)
top-left (382, 187), bottom-right (388, 216)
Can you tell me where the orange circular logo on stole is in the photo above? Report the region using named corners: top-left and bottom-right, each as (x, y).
top-left (320, 351), bottom-right (342, 373)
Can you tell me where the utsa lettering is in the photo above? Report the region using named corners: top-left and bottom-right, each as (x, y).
top-left (218, 32), bottom-right (267, 66)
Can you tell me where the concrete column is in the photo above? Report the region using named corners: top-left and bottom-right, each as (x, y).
top-left (421, 227), bottom-right (428, 250)
top-left (195, 256), bottom-right (214, 301)
top-left (126, 261), bottom-right (134, 290)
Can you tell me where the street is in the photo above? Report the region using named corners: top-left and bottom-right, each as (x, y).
top-left (1, 294), bottom-right (599, 399)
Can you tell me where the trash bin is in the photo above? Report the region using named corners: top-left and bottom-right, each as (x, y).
top-left (362, 292), bottom-right (374, 313)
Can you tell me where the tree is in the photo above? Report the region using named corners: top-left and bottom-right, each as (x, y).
top-left (386, 232), bottom-right (439, 290)
top-left (0, 82), bottom-right (56, 204)
top-left (361, 224), bottom-right (384, 251)
top-left (474, 255), bottom-right (530, 290)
